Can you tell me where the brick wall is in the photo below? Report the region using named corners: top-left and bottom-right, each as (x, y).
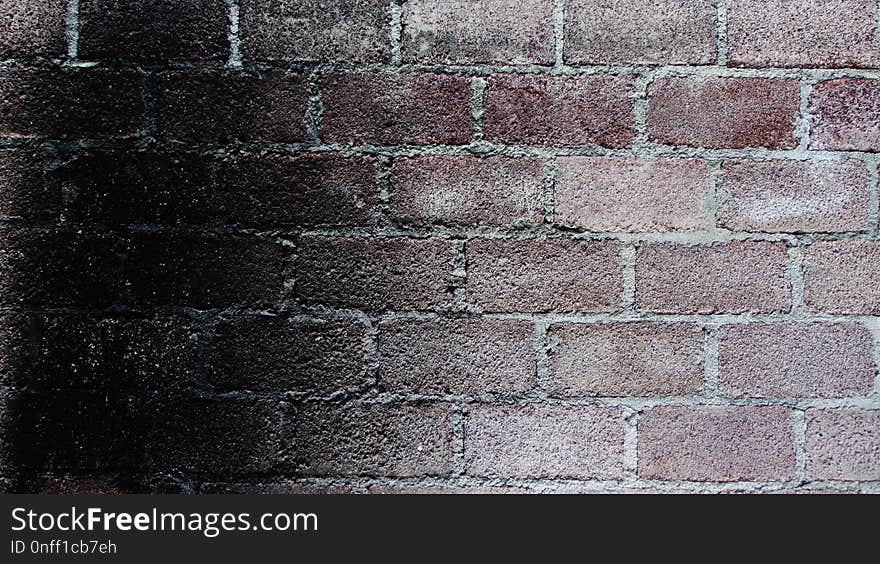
top-left (1, 0), bottom-right (878, 494)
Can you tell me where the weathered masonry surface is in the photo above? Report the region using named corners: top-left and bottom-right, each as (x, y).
top-left (0, 0), bottom-right (879, 494)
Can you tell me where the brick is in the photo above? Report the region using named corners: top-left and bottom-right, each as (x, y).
top-left (547, 322), bottom-right (703, 397)
top-left (79, 0), bottom-right (228, 60)
top-left (377, 318), bottom-right (535, 395)
top-left (564, 0), bottom-right (716, 65)
top-left (465, 404), bottom-right (623, 479)
top-left (0, 314), bottom-right (37, 388)
top-left (802, 241), bottom-right (880, 314)
top-left (727, 0), bottom-right (880, 68)
top-left (320, 72), bottom-right (472, 146)
top-left (0, 149), bottom-right (55, 220)
top-left (240, 0), bottom-right (388, 62)
top-left (555, 157), bottom-right (709, 232)
top-left (402, 0), bottom-right (553, 65)
top-left (720, 322), bottom-right (875, 399)
top-left (717, 159), bottom-right (870, 233)
top-left (58, 150), bottom-right (216, 225)
top-left (636, 242), bottom-right (790, 314)
top-left (124, 233), bottom-right (285, 308)
top-left (222, 153), bottom-right (380, 227)
top-left (0, 68), bottom-right (143, 139)
top-left (296, 236), bottom-right (453, 311)
top-left (638, 406), bottom-right (795, 481)
top-left (483, 74), bottom-right (635, 147)
top-left (209, 316), bottom-right (366, 393)
top-left (467, 239), bottom-right (620, 313)
top-left (806, 409), bottom-right (880, 481)
top-left (389, 156), bottom-right (544, 227)
top-left (808, 79), bottom-right (880, 151)
top-left (0, 0), bottom-right (67, 57)
top-left (157, 70), bottom-right (308, 143)
top-left (296, 403), bottom-right (453, 476)
top-left (0, 229), bottom-right (125, 307)
top-left (648, 77), bottom-right (799, 149)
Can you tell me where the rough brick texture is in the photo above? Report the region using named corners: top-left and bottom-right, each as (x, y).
top-left (555, 157), bottom-right (709, 232)
top-left (0, 0), bottom-right (68, 57)
top-left (802, 241), bottom-right (880, 314)
top-left (808, 79), bottom-right (880, 151)
top-left (0, 149), bottom-right (54, 220)
top-left (717, 159), bottom-right (870, 233)
top-left (806, 410), bottom-right (880, 481)
top-left (648, 77), bottom-right (799, 148)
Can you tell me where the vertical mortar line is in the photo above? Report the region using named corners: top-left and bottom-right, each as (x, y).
top-left (553, 0), bottom-right (566, 69)
top-left (533, 321), bottom-right (552, 396)
top-left (470, 77), bottom-right (487, 143)
top-left (389, 0), bottom-right (404, 65)
top-left (787, 243), bottom-right (806, 316)
top-left (376, 155), bottom-right (393, 227)
top-left (795, 77), bottom-right (814, 151)
top-left (65, 0), bottom-right (80, 60)
top-left (705, 158), bottom-right (723, 235)
top-left (363, 315), bottom-right (381, 392)
top-left (791, 409), bottom-right (807, 484)
top-left (226, 0), bottom-right (242, 67)
top-left (622, 408), bottom-right (639, 483)
top-left (451, 239), bottom-right (468, 312)
top-left (141, 71), bottom-right (159, 139)
top-left (280, 237), bottom-right (297, 304)
top-left (305, 68), bottom-right (324, 145)
top-left (865, 154), bottom-right (880, 239)
top-left (542, 156), bottom-right (557, 225)
top-left (715, 0), bottom-right (728, 66)
top-left (619, 242), bottom-right (636, 313)
top-left (863, 317), bottom-right (880, 399)
top-left (633, 71), bottom-right (652, 146)
top-left (451, 403), bottom-right (467, 476)
top-left (702, 324), bottom-right (721, 399)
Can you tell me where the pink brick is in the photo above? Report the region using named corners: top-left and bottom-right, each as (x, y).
top-left (240, 0), bottom-right (388, 62)
top-left (809, 79), bottom-right (880, 151)
top-left (547, 322), bottom-right (703, 397)
top-left (555, 157), bottom-right (709, 232)
top-left (564, 0), bottom-right (716, 64)
top-left (719, 322), bottom-right (875, 398)
top-left (0, 0), bottom-right (67, 57)
top-left (483, 74), bottom-right (635, 147)
top-left (402, 0), bottom-right (553, 65)
top-left (727, 0), bottom-right (880, 68)
top-left (636, 242), bottom-right (790, 314)
top-left (802, 241), bottom-right (880, 314)
top-left (638, 406), bottom-right (795, 481)
top-left (648, 77), bottom-right (799, 149)
top-left (465, 404), bottom-right (624, 479)
top-left (378, 318), bottom-right (535, 395)
top-left (806, 409), bottom-right (880, 481)
top-left (320, 72), bottom-right (472, 146)
top-left (296, 236), bottom-right (453, 311)
top-left (389, 156), bottom-right (544, 227)
top-left (467, 239), bottom-right (621, 313)
top-left (717, 159), bottom-right (870, 233)
top-left (296, 403), bottom-right (453, 476)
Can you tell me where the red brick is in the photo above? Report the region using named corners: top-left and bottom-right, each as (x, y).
top-left (719, 322), bottom-right (875, 398)
top-left (465, 404), bottom-right (623, 479)
top-left (157, 70), bottom-right (308, 143)
top-left (222, 153), bottom-right (381, 227)
top-left (320, 72), bottom-right (472, 145)
top-left (125, 233), bottom-right (285, 308)
top-left (467, 239), bottom-right (621, 313)
top-left (802, 241), bottom-right (880, 314)
top-left (484, 74), bottom-right (635, 147)
top-left (389, 156), bottom-right (544, 227)
top-left (555, 157), bottom-right (709, 232)
top-left (296, 236), bottom-right (453, 311)
top-left (402, 0), bottom-right (553, 65)
top-left (79, 0), bottom-right (228, 60)
top-left (806, 409), bottom-right (880, 481)
top-left (378, 318), bottom-right (535, 395)
top-left (547, 322), bottom-right (703, 397)
top-left (808, 79), bottom-right (880, 151)
top-left (727, 0), bottom-right (880, 68)
top-left (210, 316), bottom-right (365, 394)
top-left (0, 0), bottom-right (67, 57)
top-left (296, 403), bottom-right (453, 476)
top-left (717, 159), bottom-right (870, 233)
top-left (240, 0), bottom-right (388, 62)
top-left (0, 68), bottom-right (144, 139)
top-left (638, 406), bottom-right (795, 481)
top-left (564, 0), bottom-right (716, 64)
top-left (636, 242), bottom-right (790, 314)
top-left (648, 77), bottom-right (799, 149)
top-left (0, 149), bottom-right (55, 220)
